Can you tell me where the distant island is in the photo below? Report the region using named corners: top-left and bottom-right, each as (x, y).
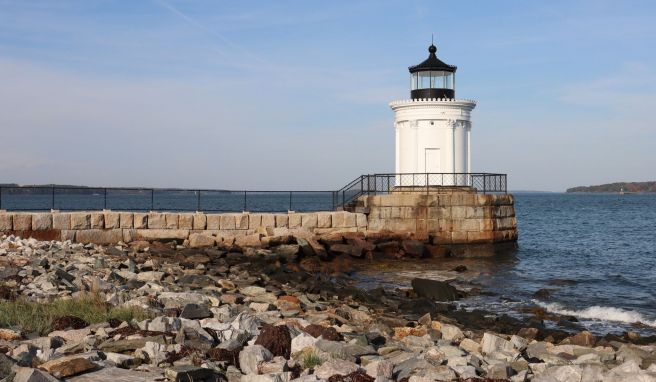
top-left (567, 181), bottom-right (656, 193)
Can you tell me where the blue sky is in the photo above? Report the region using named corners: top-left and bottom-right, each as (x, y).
top-left (0, 0), bottom-right (655, 191)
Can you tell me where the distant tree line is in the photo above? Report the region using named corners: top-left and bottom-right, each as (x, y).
top-left (567, 182), bottom-right (656, 193)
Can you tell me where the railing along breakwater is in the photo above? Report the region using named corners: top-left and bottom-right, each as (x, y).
top-left (0, 173), bottom-right (507, 212)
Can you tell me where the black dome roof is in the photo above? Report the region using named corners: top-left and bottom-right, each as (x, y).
top-left (408, 44), bottom-right (457, 73)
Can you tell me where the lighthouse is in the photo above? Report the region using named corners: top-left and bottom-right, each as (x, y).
top-left (390, 43), bottom-right (476, 186)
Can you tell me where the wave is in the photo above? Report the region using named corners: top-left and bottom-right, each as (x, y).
top-left (533, 300), bottom-right (656, 327)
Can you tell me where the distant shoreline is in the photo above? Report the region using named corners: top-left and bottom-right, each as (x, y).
top-left (567, 181), bottom-right (656, 193)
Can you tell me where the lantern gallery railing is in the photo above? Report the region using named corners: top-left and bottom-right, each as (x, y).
top-left (335, 173), bottom-right (507, 209)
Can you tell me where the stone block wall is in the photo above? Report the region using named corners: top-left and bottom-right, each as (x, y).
top-left (0, 190), bottom-right (517, 247)
top-left (0, 211), bottom-right (367, 245)
top-left (360, 191), bottom-right (517, 244)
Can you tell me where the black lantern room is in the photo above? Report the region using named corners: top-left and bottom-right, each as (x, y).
top-left (409, 44), bottom-right (456, 100)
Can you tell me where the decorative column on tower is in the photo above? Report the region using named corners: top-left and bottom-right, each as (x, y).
top-left (390, 43), bottom-right (476, 186)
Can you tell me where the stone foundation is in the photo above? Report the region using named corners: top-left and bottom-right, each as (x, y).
top-left (356, 190), bottom-right (517, 245)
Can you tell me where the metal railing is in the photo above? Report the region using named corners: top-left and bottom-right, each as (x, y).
top-left (335, 173), bottom-right (507, 209)
top-left (0, 186), bottom-right (336, 212)
top-left (0, 173), bottom-right (506, 212)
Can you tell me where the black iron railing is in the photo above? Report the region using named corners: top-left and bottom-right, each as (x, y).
top-left (0, 186), bottom-right (336, 212)
top-left (335, 173), bottom-right (507, 209)
top-left (0, 173), bottom-right (506, 212)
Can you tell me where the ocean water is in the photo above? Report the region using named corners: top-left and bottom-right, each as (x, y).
top-left (355, 193), bottom-right (656, 335)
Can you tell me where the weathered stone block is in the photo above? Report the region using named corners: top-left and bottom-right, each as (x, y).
top-left (355, 213), bottom-right (367, 227)
top-left (451, 231), bottom-right (468, 243)
top-left (390, 207), bottom-right (403, 219)
top-left (147, 213), bottom-right (166, 229)
top-left (120, 212), bottom-right (134, 228)
top-left (344, 212), bottom-right (357, 228)
top-left (317, 212), bottom-right (331, 228)
top-left (220, 214), bottom-right (236, 230)
top-left (480, 218), bottom-right (495, 232)
top-left (301, 213), bottom-right (317, 229)
top-left (189, 233), bottom-right (216, 248)
top-left (70, 213), bottom-right (90, 230)
top-left (288, 213), bottom-right (301, 228)
top-left (90, 213), bottom-right (104, 229)
top-left (133, 213), bottom-right (147, 229)
top-left (331, 211), bottom-right (348, 227)
top-left (261, 214), bottom-right (275, 228)
top-left (431, 231), bottom-right (452, 244)
top-left (104, 212), bottom-right (120, 229)
top-left (235, 214), bottom-right (248, 230)
top-left (495, 217), bottom-right (516, 230)
top-left (178, 214), bottom-right (193, 229)
top-left (235, 233), bottom-right (262, 248)
top-left (427, 207), bottom-right (446, 219)
top-left (76, 229), bottom-right (123, 244)
top-left (0, 213), bottom-right (12, 231)
top-left (461, 219), bottom-right (481, 231)
top-left (275, 214), bottom-right (288, 228)
top-left (61, 230), bottom-right (76, 242)
top-left (32, 213), bottom-right (52, 230)
top-left (248, 214), bottom-right (262, 229)
top-left (496, 205), bottom-right (516, 218)
top-left (467, 231), bottom-right (495, 243)
top-left (165, 213), bottom-right (179, 229)
top-left (206, 214), bottom-right (221, 230)
top-left (192, 213), bottom-right (206, 230)
top-left (122, 229), bottom-right (135, 243)
top-left (135, 229), bottom-right (189, 241)
top-left (451, 206), bottom-right (468, 219)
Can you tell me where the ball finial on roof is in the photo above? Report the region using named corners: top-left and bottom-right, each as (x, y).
top-left (428, 44), bottom-right (437, 54)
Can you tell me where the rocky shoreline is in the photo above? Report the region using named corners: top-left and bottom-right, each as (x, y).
top-left (1, 233), bottom-right (655, 382)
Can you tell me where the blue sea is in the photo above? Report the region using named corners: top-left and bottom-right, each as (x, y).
top-left (355, 193), bottom-right (656, 335)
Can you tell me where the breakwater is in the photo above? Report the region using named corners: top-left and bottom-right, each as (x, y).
top-left (0, 191), bottom-right (517, 256)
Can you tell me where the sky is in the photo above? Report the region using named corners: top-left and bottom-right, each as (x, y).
top-left (0, 0), bottom-right (655, 191)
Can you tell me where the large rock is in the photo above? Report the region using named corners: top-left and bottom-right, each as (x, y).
top-left (440, 324), bottom-right (464, 342)
top-left (164, 365), bottom-right (221, 382)
top-left (75, 229), bottom-right (123, 245)
top-left (12, 367), bottom-right (60, 382)
top-left (239, 345), bottom-right (273, 375)
top-left (314, 359), bottom-right (359, 379)
top-left (410, 278), bottom-right (458, 301)
top-left (291, 333), bottom-right (318, 354)
top-left (66, 367), bottom-right (163, 382)
top-left (254, 325), bottom-right (292, 359)
top-left (188, 233), bottom-right (215, 248)
top-left (38, 354), bottom-right (97, 378)
top-left (481, 333), bottom-right (515, 355)
top-left (0, 354), bottom-right (15, 380)
top-left (534, 365), bottom-right (583, 382)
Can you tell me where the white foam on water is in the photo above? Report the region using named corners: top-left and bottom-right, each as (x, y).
top-left (533, 300), bottom-right (656, 327)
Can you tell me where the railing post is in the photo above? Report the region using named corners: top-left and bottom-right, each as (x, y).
top-left (51, 186), bottom-right (55, 210)
top-left (104, 188), bottom-right (107, 210)
top-left (197, 190), bottom-right (201, 211)
top-left (289, 191), bottom-right (292, 211)
top-left (426, 173), bottom-right (429, 194)
top-left (483, 175), bottom-right (487, 195)
top-left (243, 191), bottom-right (247, 211)
top-left (151, 189), bottom-right (154, 210)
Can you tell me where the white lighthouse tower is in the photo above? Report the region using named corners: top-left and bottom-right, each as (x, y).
top-left (390, 43), bottom-right (476, 186)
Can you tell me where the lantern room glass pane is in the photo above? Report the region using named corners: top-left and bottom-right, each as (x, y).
top-left (414, 71), bottom-right (455, 90)
top-left (418, 72), bottom-right (431, 89)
